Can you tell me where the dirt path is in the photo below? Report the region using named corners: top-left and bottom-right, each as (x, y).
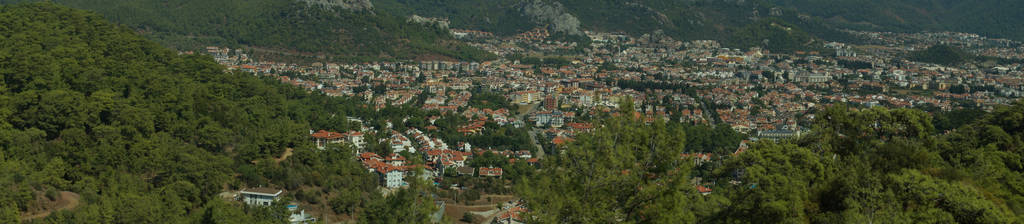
top-left (20, 191), bottom-right (81, 221)
top-left (444, 195), bottom-right (517, 223)
top-left (479, 209), bottom-right (503, 224)
top-left (275, 148), bottom-right (295, 163)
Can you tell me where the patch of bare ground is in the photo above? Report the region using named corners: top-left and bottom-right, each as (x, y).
top-left (20, 191), bottom-right (81, 221)
top-left (443, 194), bottom-right (517, 224)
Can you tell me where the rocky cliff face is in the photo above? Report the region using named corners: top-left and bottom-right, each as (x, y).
top-left (517, 0), bottom-right (583, 36)
top-left (299, 0), bottom-right (373, 11)
top-left (408, 15), bottom-right (450, 30)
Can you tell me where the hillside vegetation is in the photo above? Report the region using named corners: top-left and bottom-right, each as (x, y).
top-left (380, 0), bottom-right (841, 51)
top-left (770, 0), bottom-right (1024, 41)
top-left (0, 3), bottom-right (434, 222)
top-left (520, 101), bottom-right (1024, 223)
top-left (908, 45), bottom-right (972, 66)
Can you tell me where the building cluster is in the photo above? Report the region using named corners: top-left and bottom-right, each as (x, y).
top-left (310, 119), bottom-right (540, 189)
top-left (207, 27), bottom-right (1022, 142)
top-left (201, 25), bottom-right (1024, 221)
top-left (495, 200), bottom-right (529, 224)
top-left (359, 152), bottom-right (429, 188)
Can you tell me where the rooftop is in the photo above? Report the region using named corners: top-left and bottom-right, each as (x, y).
top-left (241, 187), bottom-right (283, 196)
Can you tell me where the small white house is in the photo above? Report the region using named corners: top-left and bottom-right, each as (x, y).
top-left (240, 188), bottom-right (283, 206)
top-left (348, 131), bottom-right (366, 149)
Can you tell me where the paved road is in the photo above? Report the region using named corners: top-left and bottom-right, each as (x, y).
top-left (528, 128), bottom-right (544, 158)
top-left (515, 103), bottom-right (544, 158)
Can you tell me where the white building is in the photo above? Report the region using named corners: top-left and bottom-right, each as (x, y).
top-left (347, 131), bottom-right (366, 149)
top-left (383, 168), bottom-right (405, 188)
top-left (240, 188), bottom-right (282, 206)
top-left (310, 130), bottom-right (345, 150)
top-left (390, 133), bottom-right (414, 153)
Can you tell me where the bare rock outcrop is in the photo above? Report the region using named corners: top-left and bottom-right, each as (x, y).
top-left (517, 0), bottom-right (583, 36)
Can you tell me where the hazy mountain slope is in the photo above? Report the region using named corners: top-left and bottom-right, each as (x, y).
top-left (770, 0), bottom-right (1024, 40)
top-left (376, 0), bottom-right (835, 51)
top-left (0, 0), bottom-right (496, 62)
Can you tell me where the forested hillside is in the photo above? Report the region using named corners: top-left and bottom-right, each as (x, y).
top-left (376, 0), bottom-right (1024, 51)
top-left (770, 0), bottom-right (1024, 41)
top-left (373, 0), bottom-right (536, 36)
top-left (6, 0), bottom-right (1018, 64)
top-left (0, 3), bottom-right (434, 222)
top-left (378, 0), bottom-right (841, 52)
top-left (908, 45), bottom-right (973, 66)
top-left (520, 101), bottom-right (1024, 223)
top-left (0, 0), bottom-right (496, 62)
top-left (4, 1), bottom-right (1024, 223)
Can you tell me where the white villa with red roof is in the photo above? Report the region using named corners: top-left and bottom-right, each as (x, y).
top-left (358, 152), bottom-right (438, 188)
top-left (310, 130), bottom-right (344, 149)
top-left (310, 130), bottom-right (366, 150)
top-left (479, 167), bottom-right (503, 177)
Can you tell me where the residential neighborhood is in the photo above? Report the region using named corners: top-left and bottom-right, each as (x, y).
top-left (12, 1), bottom-right (1024, 223)
top-left (196, 25), bottom-right (1024, 223)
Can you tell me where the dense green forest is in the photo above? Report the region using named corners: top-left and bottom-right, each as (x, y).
top-left (519, 100), bottom-right (699, 222)
top-left (519, 100), bottom-right (1024, 223)
top-left (908, 45), bottom-right (973, 66)
top-left (907, 44), bottom-right (1024, 67)
top-left (0, 0), bottom-right (496, 62)
top-left (375, 0), bottom-right (1024, 51)
top-left (0, 3), bottom-right (436, 222)
top-left (726, 18), bottom-right (819, 53)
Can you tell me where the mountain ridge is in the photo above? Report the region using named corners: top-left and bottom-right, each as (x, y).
top-left (5, 0), bottom-right (1019, 62)
top-left (0, 0), bottom-right (496, 62)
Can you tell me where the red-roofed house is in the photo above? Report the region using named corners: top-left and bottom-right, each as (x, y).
top-left (311, 130), bottom-right (345, 149)
top-left (733, 140), bottom-right (750, 156)
top-left (496, 206), bottom-right (527, 224)
top-left (552, 136), bottom-right (575, 146)
top-left (380, 165), bottom-right (405, 188)
top-left (386, 153), bottom-right (406, 166)
top-left (696, 185), bottom-right (712, 196)
top-left (479, 167), bottom-right (503, 177)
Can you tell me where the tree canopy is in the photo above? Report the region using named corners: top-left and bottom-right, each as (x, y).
top-left (519, 100), bottom-right (699, 223)
top-left (0, 3), bottom-right (434, 222)
top-left (520, 101), bottom-right (1024, 223)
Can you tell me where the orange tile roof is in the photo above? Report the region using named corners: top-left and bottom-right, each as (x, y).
top-left (311, 130), bottom-right (344, 139)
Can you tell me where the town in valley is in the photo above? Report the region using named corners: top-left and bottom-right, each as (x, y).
top-left (197, 23), bottom-right (1024, 223)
